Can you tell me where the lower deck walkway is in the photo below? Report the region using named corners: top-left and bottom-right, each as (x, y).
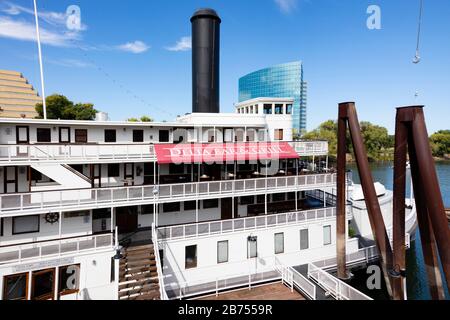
top-left (195, 282), bottom-right (305, 300)
top-left (294, 264), bottom-right (335, 301)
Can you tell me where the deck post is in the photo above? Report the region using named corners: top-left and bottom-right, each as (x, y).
top-left (336, 103), bottom-right (348, 280)
top-left (397, 106), bottom-right (450, 297)
top-left (338, 102), bottom-right (395, 296)
top-left (392, 112), bottom-right (408, 300)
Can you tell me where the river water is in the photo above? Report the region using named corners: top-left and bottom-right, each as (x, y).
top-left (348, 161), bottom-right (450, 300)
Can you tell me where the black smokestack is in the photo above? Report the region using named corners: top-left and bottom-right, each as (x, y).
top-left (191, 8), bottom-right (221, 113)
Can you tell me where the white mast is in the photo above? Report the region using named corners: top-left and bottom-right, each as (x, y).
top-left (33, 0), bottom-right (47, 119)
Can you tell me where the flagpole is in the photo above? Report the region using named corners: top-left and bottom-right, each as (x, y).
top-left (33, 0), bottom-right (47, 119)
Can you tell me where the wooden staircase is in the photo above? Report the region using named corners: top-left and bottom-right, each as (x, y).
top-left (118, 243), bottom-right (160, 300)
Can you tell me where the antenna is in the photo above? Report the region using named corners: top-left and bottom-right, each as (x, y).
top-left (413, 0), bottom-right (424, 64)
top-left (33, 0), bottom-right (47, 119)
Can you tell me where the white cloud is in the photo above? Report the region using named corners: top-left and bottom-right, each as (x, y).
top-left (0, 16), bottom-right (75, 47)
top-left (47, 58), bottom-right (93, 68)
top-left (166, 36), bottom-right (191, 52)
top-left (117, 41), bottom-right (150, 54)
top-left (274, 0), bottom-right (298, 14)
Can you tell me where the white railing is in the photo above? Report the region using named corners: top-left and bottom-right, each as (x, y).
top-left (0, 144), bottom-right (156, 164)
top-left (152, 223), bottom-right (169, 300)
top-left (169, 267), bottom-right (280, 300)
top-left (0, 232), bottom-right (114, 265)
top-left (0, 141), bottom-right (328, 164)
top-left (291, 141), bottom-right (328, 156)
top-left (157, 207), bottom-right (338, 241)
top-left (275, 257), bottom-right (316, 300)
top-left (0, 173), bottom-right (337, 215)
top-left (308, 263), bottom-right (372, 300)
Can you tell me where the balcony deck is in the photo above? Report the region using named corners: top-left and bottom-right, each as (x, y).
top-left (0, 173), bottom-right (337, 216)
top-left (0, 141), bottom-right (328, 165)
top-left (196, 282), bottom-right (306, 300)
top-left (0, 233), bottom-right (114, 265)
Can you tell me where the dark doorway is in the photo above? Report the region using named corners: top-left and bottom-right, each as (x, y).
top-left (221, 197), bottom-right (236, 220)
top-left (90, 164), bottom-right (101, 188)
top-left (3, 166), bottom-right (18, 193)
top-left (116, 206), bottom-right (138, 234)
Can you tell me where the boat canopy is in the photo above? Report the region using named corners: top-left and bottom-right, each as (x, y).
top-left (153, 142), bottom-right (299, 164)
top-left (351, 182), bottom-right (387, 201)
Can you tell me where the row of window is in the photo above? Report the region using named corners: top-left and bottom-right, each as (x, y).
top-left (237, 104), bottom-right (293, 115)
top-left (184, 226), bottom-right (332, 269)
top-left (27, 127), bottom-right (278, 144)
top-left (3, 264), bottom-right (80, 300)
top-left (30, 127), bottom-right (170, 144)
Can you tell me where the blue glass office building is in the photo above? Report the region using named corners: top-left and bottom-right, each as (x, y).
top-left (238, 61), bottom-right (307, 133)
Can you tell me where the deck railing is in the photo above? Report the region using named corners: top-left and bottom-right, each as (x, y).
top-left (0, 144), bottom-right (156, 163)
top-left (169, 267), bottom-right (281, 300)
top-left (157, 207), bottom-right (339, 241)
top-left (0, 232), bottom-right (114, 265)
top-left (307, 263), bottom-right (372, 300)
top-left (275, 257), bottom-right (316, 300)
top-left (0, 173), bottom-right (337, 215)
top-left (0, 141), bottom-right (328, 164)
top-left (151, 223), bottom-right (169, 300)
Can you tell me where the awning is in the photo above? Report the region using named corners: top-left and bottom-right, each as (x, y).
top-left (154, 142), bottom-right (299, 164)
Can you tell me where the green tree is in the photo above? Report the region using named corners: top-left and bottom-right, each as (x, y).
top-left (127, 117), bottom-right (139, 122)
top-left (302, 120), bottom-right (394, 161)
top-left (430, 130), bottom-right (450, 157)
top-left (35, 94), bottom-right (97, 120)
top-left (303, 120), bottom-right (339, 155)
top-left (359, 121), bottom-right (391, 161)
top-left (140, 115), bottom-right (153, 122)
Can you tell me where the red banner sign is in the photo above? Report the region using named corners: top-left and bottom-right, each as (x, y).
top-left (154, 142), bottom-right (299, 164)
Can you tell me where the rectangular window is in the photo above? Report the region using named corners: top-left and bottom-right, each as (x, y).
top-left (224, 129), bottom-right (233, 142)
top-left (274, 129), bottom-right (284, 141)
top-left (3, 273), bottom-right (28, 300)
top-left (133, 130), bottom-right (144, 142)
top-left (169, 163), bottom-right (184, 174)
top-left (104, 129), bottom-right (116, 143)
top-left (286, 104), bottom-right (293, 114)
top-left (184, 201), bottom-right (196, 211)
top-left (159, 130), bottom-right (170, 142)
top-left (274, 233), bottom-right (284, 254)
top-left (36, 128), bottom-right (51, 143)
top-left (59, 127), bottom-right (70, 143)
top-left (185, 245), bottom-right (197, 269)
top-left (31, 268), bottom-right (55, 300)
top-left (272, 193), bottom-right (285, 202)
top-left (323, 225), bottom-right (332, 245)
top-left (58, 264), bottom-right (80, 296)
top-left (256, 194), bottom-right (265, 204)
top-left (247, 129), bottom-right (256, 142)
top-left (74, 129), bottom-right (87, 143)
top-left (141, 204), bottom-right (154, 215)
top-left (275, 104), bottom-right (283, 114)
top-left (12, 215), bottom-right (40, 235)
top-left (107, 164), bottom-right (120, 177)
top-left (254, 105), bottom-right (259, 114)
top-left (203, 199), bottom-right (219, 209)
top-left (247, 237), bottom-right (257, 258)
top-left (300, 229), bottom-right (309, 250)
top-left (263, 104), bottom-right (272, 114)
top-left (217, 240), bottom-right (229, 264)
top-left (240, 196), bottom-right (254, 205)
top-left (163, 202), bottom-right (181, 213)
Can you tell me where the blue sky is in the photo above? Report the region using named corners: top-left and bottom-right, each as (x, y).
top-left (0, 0), bottom-right (449, 134)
